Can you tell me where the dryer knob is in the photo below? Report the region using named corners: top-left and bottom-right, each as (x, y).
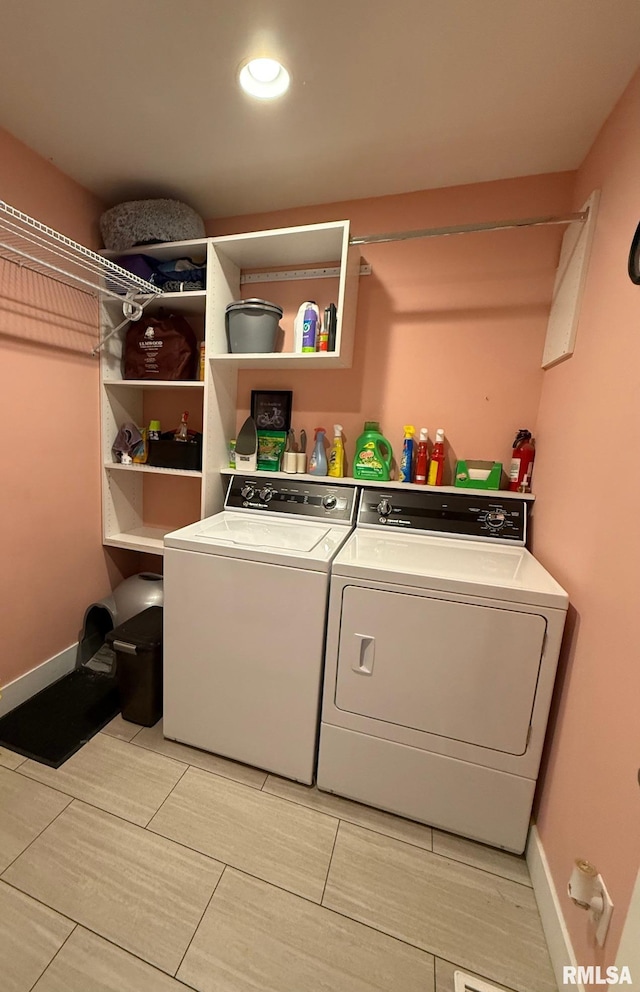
top-left (322, 494), bottom-right (338, 510)
top-left (377, 498), bottom-right (392, 516)
top-left (241, 483), bottom-right (256, 499)
top-left (259, 486), bottom-right (274, 502)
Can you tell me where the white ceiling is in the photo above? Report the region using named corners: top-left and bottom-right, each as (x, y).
top-left (0, 0), bottom-right (639, 219)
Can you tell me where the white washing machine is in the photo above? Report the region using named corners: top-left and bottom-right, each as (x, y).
top-left (317, 488), bottom-right (568, 853)
top-left (163, 476), bottom-right (358, 784)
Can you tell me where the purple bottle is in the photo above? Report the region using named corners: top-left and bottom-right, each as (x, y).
top-left (301, 305), bottom-right (318, 352)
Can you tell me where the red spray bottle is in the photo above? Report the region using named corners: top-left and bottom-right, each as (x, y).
top-left (508, 429), bottom-right (535, 492)
top-left (414, 428), bottom-right (429, 484)
top-left (427, 429), bottom-right (446, 486)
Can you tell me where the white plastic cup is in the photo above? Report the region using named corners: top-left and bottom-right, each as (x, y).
top-left (282, 451), bottom-right (297, 474)
top-left (296, 452), bottom-right (307, 473)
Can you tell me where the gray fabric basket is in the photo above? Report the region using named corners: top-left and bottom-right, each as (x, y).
top-left (100, 199), bottom-right (205, 251)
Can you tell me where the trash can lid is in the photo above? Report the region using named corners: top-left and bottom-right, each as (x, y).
top-left (106, 606), bottom-right (163, 650)
top-left (225, 298), bottom-right (283, 317)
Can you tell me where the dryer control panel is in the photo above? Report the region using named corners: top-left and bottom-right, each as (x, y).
top-left (359, 489), bottom-right (528, 544)
top-left (226, 477), bottom-right (358, 523)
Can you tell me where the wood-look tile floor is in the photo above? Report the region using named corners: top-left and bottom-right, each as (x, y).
top-left (0, 717), bottom-right (556, 992)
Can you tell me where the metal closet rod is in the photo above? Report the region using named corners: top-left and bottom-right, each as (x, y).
top-left (349, 210), bottom-right (588, 246)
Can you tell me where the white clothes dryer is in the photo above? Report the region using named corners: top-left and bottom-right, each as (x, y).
top-left (317, 488), bottom-right (568, 853)
top-left (163, 476), bottom-right (358, 784)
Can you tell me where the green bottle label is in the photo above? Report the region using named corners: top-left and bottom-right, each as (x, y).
top-left (354, 439), bottom-right (389, 479)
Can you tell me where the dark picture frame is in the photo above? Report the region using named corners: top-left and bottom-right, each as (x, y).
top-left (250, 390), bottom-right (293, 431)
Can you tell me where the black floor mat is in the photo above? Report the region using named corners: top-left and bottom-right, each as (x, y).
top-left (0, 668), bottom-right (120, 767)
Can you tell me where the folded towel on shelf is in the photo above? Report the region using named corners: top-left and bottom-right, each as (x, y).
top-left (115, 255), bottom-right (206, 293)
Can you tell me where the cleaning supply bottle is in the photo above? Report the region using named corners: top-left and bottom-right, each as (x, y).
top-left (308, 427), bottom-right (328, 475)
top-left (174, 411), bottom-right (189, 442)
top-left (400, 425), bottom-right (416, 483)
top-left (427, 428), bottom-right (445, 485)
top-left (328, 424), bottom-right (345, 478)
top-left (414, 428), bottom-right (429, 484)
top-left (317, 316), bottom-right (329, 352)
top-left (302, 306), bottom-right (318, 352)
top-left (293, 302), bottom-right (321, 353)
top-left (353, 421), bottom-right (393, 481)
top-left (509, 429), bottom-right (535, 492)
top-left (132, 428), bottom-right (148, 464)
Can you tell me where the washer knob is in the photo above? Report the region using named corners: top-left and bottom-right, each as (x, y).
top-left (377, 497), bottom-right (392, 517)
top-left (259, 486), bottom-right (274, 502)
top-left (486, 511), bottom-right (506, 529)
top-left (322, 494), bottom-right (338, 510)
top-left (240, 483), bottom-right (256, 500)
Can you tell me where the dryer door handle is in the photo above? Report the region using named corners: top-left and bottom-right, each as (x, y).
top-left (353, 634), bottom-right (375, 675)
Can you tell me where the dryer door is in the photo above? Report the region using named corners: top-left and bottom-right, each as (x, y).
top-left (334, 586), bottom-right (546, 755)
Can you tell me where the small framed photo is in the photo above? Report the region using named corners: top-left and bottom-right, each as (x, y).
top-left (251, 390), bottom-right (293, 431)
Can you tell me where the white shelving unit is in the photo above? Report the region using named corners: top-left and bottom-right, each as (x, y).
top-left (99, 221), bottom-right (361, 553)
top-left (100, 237), bottom-right (208, 553)
top-left (208, 221), bottom-right (359, 369)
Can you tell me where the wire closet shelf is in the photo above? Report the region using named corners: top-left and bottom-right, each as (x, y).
top-left (0, 199), bottom-right (161, 353)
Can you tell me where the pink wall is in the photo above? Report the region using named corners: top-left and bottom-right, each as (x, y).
top-left (0, 128), bottom-right (140, 688)
top-left (1, 83), bottom-right (636, 966)
top-left (209, 172), bottom-right (575, 480)
top-left (532, 69), bottom-right (640, 963)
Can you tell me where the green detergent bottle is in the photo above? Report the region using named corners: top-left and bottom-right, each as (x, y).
top-left (353, 421), bottom-right (393, 481)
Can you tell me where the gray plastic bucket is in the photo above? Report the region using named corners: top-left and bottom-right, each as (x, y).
top-left (225, 298), bottom-right (283, 354)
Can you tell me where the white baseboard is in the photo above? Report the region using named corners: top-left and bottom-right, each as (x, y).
top-left (527, 824), bottom-right (582, 992)
top-left (0, 643), bottom-right (78, 718)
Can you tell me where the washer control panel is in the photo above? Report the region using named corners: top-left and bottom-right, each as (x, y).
top-left (359, 489), bottom-right (528, 544)
top-left (226, 477), bottom-right (357, 522)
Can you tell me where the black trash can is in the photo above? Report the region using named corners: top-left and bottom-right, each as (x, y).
top-left (106, 606), bottom-right (163, 726)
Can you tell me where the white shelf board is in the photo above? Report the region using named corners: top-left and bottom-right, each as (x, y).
top-left (212, 221), bottom-right (346, 269)
top-left (210, 352), bottom-right (348, 369)
top-left (105, 462), bottom-right (202, 479)
top-left (103, 379), bottom-right (204, 389)
top-left (137, 290), bottom-right (206, 315)
top-left (220, 468), bottom-right (535, 500)
top-left (103, 526), bottom-right (169, 555)
top-left (102, 290), bottom-right (206, 315)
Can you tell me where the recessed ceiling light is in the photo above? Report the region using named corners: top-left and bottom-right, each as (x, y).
top-left (239, 58), bottom-right (290, 99)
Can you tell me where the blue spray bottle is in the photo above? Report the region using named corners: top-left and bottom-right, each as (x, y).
top-left (400, 425), bottom-right (416, 482)
top-left (308, 427), bottom-right (328, 475)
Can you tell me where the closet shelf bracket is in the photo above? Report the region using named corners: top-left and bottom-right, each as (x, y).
top-left (0, 200), bottom-right (161, 354)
